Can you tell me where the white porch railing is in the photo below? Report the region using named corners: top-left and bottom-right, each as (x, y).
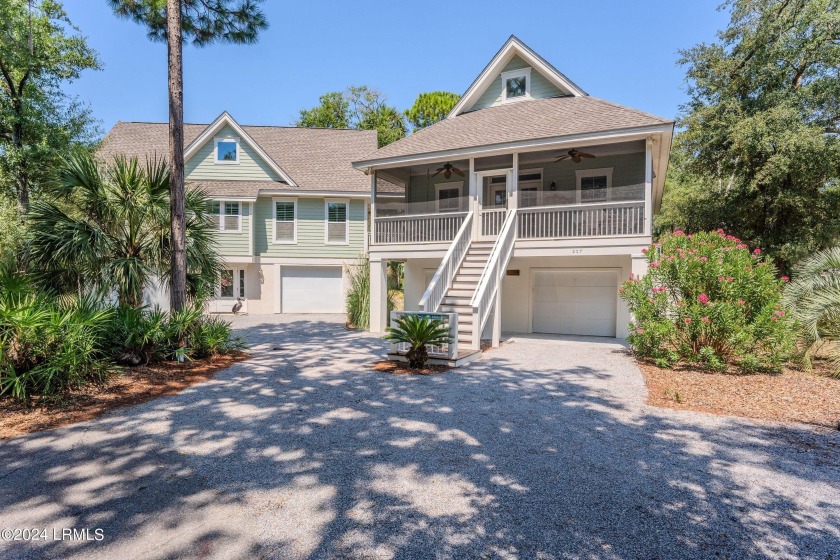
top-left (469, 209), bottom-right (517, 349)
top-left (420, 212), bottom-right (474, 312)
top-left (480, 208), bottom-right (506, 238)
top-left (374, 212), bottom-right (467, 244)
top-left (388, 311), bottom-right (458, 360)
top-left (517, 201), bottom-right (645, 239)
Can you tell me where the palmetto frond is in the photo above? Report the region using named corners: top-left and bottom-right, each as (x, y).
top-left (384, 314), bottom-right (451, 350)
top-left (28, 152), bottom-right (221, 308)
top-left (783, 247), bottom-right (840, 377)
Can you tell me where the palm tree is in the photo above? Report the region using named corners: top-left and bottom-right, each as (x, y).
top-left (384, 314), bottom-right (451, 369)
top-left (108, 1), bottom-right (268, 312)
top-left (26, 152), bottom-right (221, 308)
top-left (783, 247), bottom-right (840, 377)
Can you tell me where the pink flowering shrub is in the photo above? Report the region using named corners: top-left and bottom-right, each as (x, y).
top-left (620, 230), bottom-right (794, 372)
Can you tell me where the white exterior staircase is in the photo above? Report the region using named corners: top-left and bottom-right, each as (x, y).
top-left (438, 240), bottom-right (496, 349)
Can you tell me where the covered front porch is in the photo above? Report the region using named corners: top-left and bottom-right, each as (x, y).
top-left (369, 138), bottom-right (656, 248)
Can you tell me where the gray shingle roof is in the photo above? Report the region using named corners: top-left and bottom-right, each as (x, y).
top-left (354, 96), bottom-right (673, 165)
top-left (100, 122), bottom-right (376, 194)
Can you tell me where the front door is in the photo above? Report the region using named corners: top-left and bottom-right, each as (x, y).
top-left (479, 172), bottom-right (510, 239)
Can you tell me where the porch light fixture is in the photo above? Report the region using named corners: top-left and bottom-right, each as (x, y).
top-left (549, 181), bottom-right (556, 191)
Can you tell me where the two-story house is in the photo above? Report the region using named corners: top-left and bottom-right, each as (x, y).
top-left (101, 113), bottom-right (377, 315)
top-left (353, 36), bottom-right (674, 351)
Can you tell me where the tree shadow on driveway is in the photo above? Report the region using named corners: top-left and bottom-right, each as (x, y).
top-left (0, 316), bottom-right (838, 559)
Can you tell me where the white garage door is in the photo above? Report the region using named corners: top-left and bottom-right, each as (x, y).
top-left (532, 270), bottom-right (617, 337)
top-left (281, 266), bottom-right (343, 313)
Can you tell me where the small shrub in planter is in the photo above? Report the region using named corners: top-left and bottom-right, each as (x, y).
top-left (384, 314), bottom-right (451, 369)
top-left (620, 230), bottom-right (794, 373)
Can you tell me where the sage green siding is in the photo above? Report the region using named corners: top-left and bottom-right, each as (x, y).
top-left (254, 197), bottom-right (365, 258)
top-left (214, 201), bottom-right (252, 256)
top-left (185, 124), bottom-right (281, 181)
top-left (471, 55), bottom-right (567, 111)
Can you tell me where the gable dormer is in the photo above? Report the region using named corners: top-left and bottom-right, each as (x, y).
top-left (448, 36), bottom-right (587, 118)
top-left (183, 111), bottom-right (297, 185)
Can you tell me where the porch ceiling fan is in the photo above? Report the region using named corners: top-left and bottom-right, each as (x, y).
top-left (555, 148), bottom-right (596, 163)
top-left (431, 162), bottom-right (464, 179)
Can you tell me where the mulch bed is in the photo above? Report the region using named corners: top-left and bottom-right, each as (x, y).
top-left (372, 360), bottom-right (450, 376)
top-left (0, 351), bottom-right (249, 440)
top-left (639, 358), bottom-right (840, 429)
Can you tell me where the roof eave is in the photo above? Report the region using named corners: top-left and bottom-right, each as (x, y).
top-left (352, 123), bottom-right (675, 170)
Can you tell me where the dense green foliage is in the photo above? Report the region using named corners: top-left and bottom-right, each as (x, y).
top-left (384, 314), bottom-right (451, 368)
top-left (0, 262), bottom-right (242, 401)
top-left (296, 85), bottom-right (407, 147)
top-left (782, 247), bottom-right (840, 377)
top-left (0, 198), bottom-right (25, 260)
top-left (658, 0), bottom-right (840, 273)
top-left (404, 91), bottom-right (460, 130)
top-left (108, 0), bottom-right (268, 46)
top-left (0, 0), bottom-right (101, 213)
top-left (26, 153), bottom-right (222, 307)
top-left (0, 262), bottom-right (113, 400)
top-left (107, 305), bottom-right (242, 366)
top-left (620, 230), bottom-right (794, 372)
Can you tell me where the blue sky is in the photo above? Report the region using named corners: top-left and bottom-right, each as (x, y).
top-left (61, 1), bottom-right (730, 135)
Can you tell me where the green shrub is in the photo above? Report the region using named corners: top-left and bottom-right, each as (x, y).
top-left (0, 264), bottom-right (114, 401)
top-left (384, 314), bottom-right (451, 369)
top-left (620, 230), bottom-right (795, 373)
top-left (191, 314), bottom-right (243, 359)
top-left (107, 305), bottom-right (241, 364)
top-left (345, 255), bottom-right (370, 329)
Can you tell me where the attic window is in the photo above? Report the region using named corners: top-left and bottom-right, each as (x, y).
top-left (501, 68), bottom-right (531, 101)
top-left (215, 137), bottom-right (239, 164)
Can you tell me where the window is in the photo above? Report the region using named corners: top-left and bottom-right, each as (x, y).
top-left (215, 137), bottom-right (239, 164)
top-left (435, 182), bottom-right (463, 213)
top-left (219, 269), bottom-right (245, 299)
top-left (326, 200), bottom-right (348, 244)
top-left (501, 68), bottom-right (531, 101)
top-left (575, 168), bottom-right (613, 204)
top-left (209, 200), bottom-right (241, 232)
top-left (273, 199), bottom-right (296, 243)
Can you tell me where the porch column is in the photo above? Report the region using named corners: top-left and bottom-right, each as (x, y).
top-left (469, 157), bottom-right (479, 238)
top-left (644, 138), bottom-right (653, 235)
top-left (509, 152), bottom-right (519, 210)
top-left (370, 170), bottom-right (377, 245)
top-left (370, 257), bottom-right (388, 333)
top-left (492, 282), bottom-right (502, 347)
top-left (274, 264), bottom-right (282, 314)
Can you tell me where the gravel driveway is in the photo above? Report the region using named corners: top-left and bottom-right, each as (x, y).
top-left (1, 315), bottom-right (838, 560)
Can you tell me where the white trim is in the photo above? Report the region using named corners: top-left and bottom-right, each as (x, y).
top-left (501, 67), bottom-right (531, 103)
top-left (207, 195), bottom-right (257, 203)
top-left (183, 111), bottom-right (298, 186)
top-left (257, 189), bottom-right (370, 199)
top-left (248, 201), bottom-right (254, 256)
top-left (434, 181), bottom-right (464, 212)
top-left (214, 136), bottom-right (240, 165)
top-left (574, 167), bottom-right (613, 204)
top-left (272, 197), bottom-right (298, 245)
top-left (448, 35), bottom-right (587, 118)
top-left (352, 124), bottom-right (673, 170)
top-left (324, 198), bottom-right (350, 245)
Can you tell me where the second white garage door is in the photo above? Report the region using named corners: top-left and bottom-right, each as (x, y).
top-left (281, 266), bottom-right (343, 313)
top-left (531, 270), bottom-right (617, 337)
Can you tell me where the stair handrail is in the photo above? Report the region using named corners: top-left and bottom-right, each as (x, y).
top-left (419, 211), bottom-right (474, 312)
top-left (469, 209), bottom-right (517, 338)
